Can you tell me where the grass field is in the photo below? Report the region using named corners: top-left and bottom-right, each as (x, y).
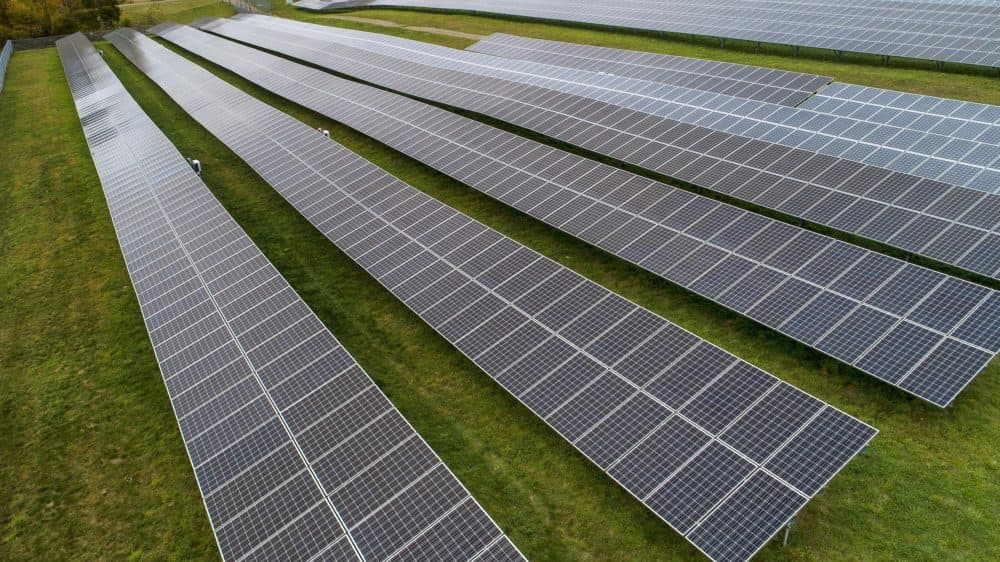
top-left (119, 0), bottom-right (235, 27)
top-left (0, 10), bottom-right (998, 562)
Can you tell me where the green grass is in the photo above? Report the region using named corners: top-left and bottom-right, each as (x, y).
top-left (271, 4), bottom-right (1000, 104)
top-left (0, 16), bottom-right (998, 562)
top-left (119, 0), bottom-right (235, 27)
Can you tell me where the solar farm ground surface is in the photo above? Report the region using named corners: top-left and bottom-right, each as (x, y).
top-left (119, 0), bottom-right (236, 28)
top-left (0, 9), bottom-right (998, 562)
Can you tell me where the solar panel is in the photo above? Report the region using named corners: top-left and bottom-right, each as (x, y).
top-left (198, 16), bottom-right (1000, 281)
top-left (0, 40), bottom-right (13, 94)
top-left (467, 34), bottom-right (999, 193)
top-left (469, 33), bottom-right (832, 106)
top-left (156, 24), bottom-right (999, 408)
top-left (802, 83), bottom-right (1000, 184)
top-left (63, 30), bottom-right (521, 562)
top-left (119, 26), bottom-right (877, 562)
top-left (292, 0), bottom-right (1000, 68)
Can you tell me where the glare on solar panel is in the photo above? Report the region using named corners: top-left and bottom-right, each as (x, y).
top-left (466, 34), bottom-right (998, 193)
top-left (468, 33), bottom-right (832, 106)
top-left (0, 41), bottom-right (13, 94)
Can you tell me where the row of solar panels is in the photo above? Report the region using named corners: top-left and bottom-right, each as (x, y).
top-left (211, 15), bottom-right (1000, 285)
top-left (468, 34), bottom-right (1000, 193)
top-left (118, 25), bottom-right (877, 562)
top-left (194, 15), bottom-right (999, 409)
top-left (58, 31), bottom-right (523, 562)
top-left (291, 0), bottom-right (1000, 68)
top-left (0, 40), bottom-right (13, 94)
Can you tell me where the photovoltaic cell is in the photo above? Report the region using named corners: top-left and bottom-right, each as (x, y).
top-left (69, 30), bottom-right (520, 562)
top-left (176, 20), bottom-right (996, 407)
top-left (130, 25), bottom-right (876, 562)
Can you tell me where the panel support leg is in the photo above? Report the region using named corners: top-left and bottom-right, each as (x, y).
top-left (881, 55), bottom-right (891, 65)
top-left (783, 518), bottom-right (795, 547)
top-left (720, 37), bottom-right (726, 48)
top-left (754, 41), bottom-right (760, 54)
top-left (793, 45), bottom-right (800, 57)
top-left (835, 50), bottom-right (844, 61)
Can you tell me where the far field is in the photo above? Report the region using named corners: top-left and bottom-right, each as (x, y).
top-left (1, 7), bottom-right (999, 562)
top-left (119, 0), bottom-right (235, 27)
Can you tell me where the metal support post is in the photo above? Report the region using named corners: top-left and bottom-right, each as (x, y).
top-left (783, 518), bottom-right (795, 546)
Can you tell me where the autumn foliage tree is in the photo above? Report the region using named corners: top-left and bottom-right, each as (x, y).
top-left (0, 0), bottom-right (120, 39)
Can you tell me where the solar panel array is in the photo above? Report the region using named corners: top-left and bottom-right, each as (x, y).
top-left (199, 15), bottom-right (1000, 282)
top-left (130, 24), bottom-right (877, 562)
top-left (163, 22), bottom-right (999, 408)
top-left (0, 40), bottom-right (13, 94)
top-left (468, 34), bottom-right (1000, 193)
top-left (65, 29), bottom-right (521, 562)
top-left (292, 0), bottom-right (1000, 68)
top-left (469, 33), bottom-right (832, 106)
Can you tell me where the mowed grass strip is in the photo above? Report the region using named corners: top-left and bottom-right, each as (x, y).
top-left (269, 4), bottom-right (1000, 104)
